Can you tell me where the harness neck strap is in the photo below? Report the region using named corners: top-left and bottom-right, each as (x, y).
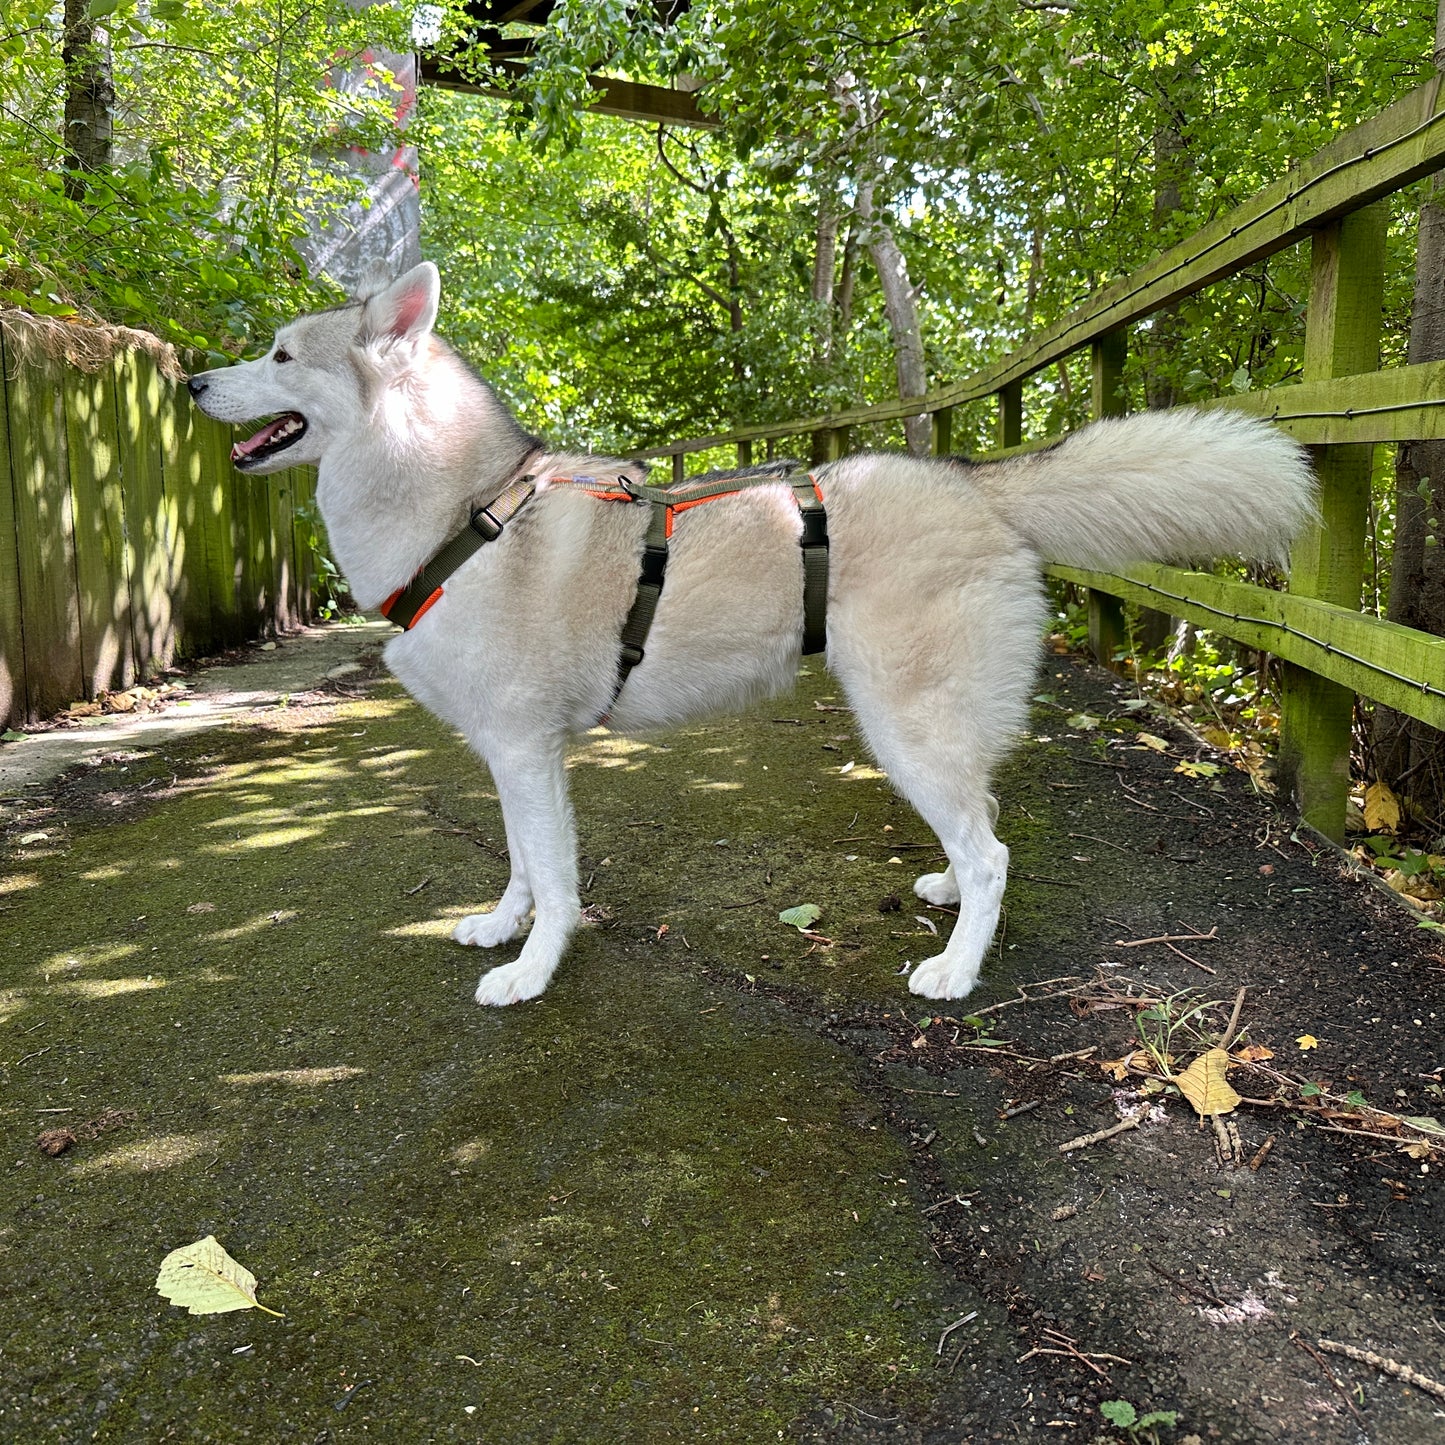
top-left (380, 472), bottom-right (540, 630)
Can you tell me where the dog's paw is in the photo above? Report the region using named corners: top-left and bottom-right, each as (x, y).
top-left (907, 954), bottom-right (979, 1000)
top-left (913, 870), bottom-right (960, 907)
top-left (454, 908), bottom-right (528, 948)
top-left (474, 960), bottom-right (550, 1007)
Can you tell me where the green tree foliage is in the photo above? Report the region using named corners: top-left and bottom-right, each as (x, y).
top-left (432, 0), bottom-right (1430, 448)
top-left (0, 0), bottom-right (448, 353)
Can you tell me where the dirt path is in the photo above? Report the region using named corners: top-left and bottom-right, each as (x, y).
top-left (1, 630), bottom-right (1441, 1443)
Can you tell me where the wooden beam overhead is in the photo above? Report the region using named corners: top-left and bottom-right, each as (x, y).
top-left (419, 55), bottom-right (720, 130)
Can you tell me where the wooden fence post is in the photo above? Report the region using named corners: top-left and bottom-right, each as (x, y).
top-left (9, 341), bottom-right (82, 719)
top-left (1278, 202), bottom-right (1387, 840)
top-left (737, 439), bottom-right (752, 467)
top-left (932, 405), bottom-right (953, 456)
top-left (0, 328), bottom-right (28, 726)
top-left (997, 380), bottom-right (1022, 451)
top-left (672, 451), bottom-right (685, 486)
top-left (1087, 328), bottom-right (1129, 665)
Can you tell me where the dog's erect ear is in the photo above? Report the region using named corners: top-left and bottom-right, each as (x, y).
top-left (360, 261), bottom-right (440, 345)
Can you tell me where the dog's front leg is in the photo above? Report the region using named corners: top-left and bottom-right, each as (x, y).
top-left (454, 809), bottom-right (533, 948)
top-left (467, 737), bottom-right (579, 1006)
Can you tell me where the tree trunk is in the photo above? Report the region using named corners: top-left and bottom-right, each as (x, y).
top-left (62, 0), bottom-right (114, 201)
top-left (1143, 73), bottom-right (1194, 411)
top-left (812, 202), bottom-right (839, 365)
top-left (835, 220), bottom-right (859, 357)
top-left (858, 181), bottom-right (930, 455)
top-left (1374, 9), bottom-right (1445, 834)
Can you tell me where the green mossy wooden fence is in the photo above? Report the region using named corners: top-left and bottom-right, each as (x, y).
top-left (0, 316), bottom-right (318, 728)
top-left (638, 73), bottom-right (1445, 845)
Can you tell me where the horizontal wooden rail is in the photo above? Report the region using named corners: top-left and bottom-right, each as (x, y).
top-left (1050, 563), bottom-right (1445, 732)
top-left (633, 74), bottom-right (1445, 459)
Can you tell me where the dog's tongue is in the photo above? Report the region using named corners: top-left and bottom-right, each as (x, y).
top-left (232, 415), bottom-right (299, 460)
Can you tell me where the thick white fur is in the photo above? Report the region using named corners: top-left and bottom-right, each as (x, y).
top-left (190, 263), bottom-right (1317, 1007)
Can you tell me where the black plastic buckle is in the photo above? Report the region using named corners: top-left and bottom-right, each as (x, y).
top-left (620, 642), bottom-right (645, 668)
top-left (470, 506), bottom-right (504, 542)
top-left (800, 508), bottom-right (829, 548)
top-left (639, 544), bottom-right (668, 587)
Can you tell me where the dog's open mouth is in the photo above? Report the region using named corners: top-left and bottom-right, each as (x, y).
top-left (231, 412), bottom-right (307, 467)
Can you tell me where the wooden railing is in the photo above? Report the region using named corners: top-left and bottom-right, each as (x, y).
top-left (634, 74), bottom-right (1445, 843)
top-left (0, 315), bottom-right (320, 727)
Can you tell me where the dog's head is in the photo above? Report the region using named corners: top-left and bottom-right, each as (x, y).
top-left (186, 262), bottom-right (443, 475)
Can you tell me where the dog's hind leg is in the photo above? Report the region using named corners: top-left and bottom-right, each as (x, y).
top-left (454, 811), bottom-right (533, 948)
top-left (913, 792), bottom-right (998, 906)
top-left (830, 553), bottom-right (1044, 1001)
top-left (465, 736), bottom-right (580, 1006)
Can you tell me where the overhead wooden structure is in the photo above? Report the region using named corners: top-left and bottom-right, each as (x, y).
top-left (419, 0), bottom-right (719, 130)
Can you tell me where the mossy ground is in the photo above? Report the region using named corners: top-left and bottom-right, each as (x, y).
top-left (3, 643), bottom-right (1443, 1444)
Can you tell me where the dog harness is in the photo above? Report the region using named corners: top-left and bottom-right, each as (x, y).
top-left (380, 462), bottom-right (829, 716)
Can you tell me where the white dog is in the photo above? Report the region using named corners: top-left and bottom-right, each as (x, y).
top-left (188, 262), bottom-right (1315, 1006)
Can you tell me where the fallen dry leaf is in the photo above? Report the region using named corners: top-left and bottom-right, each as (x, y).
top-left (1174, 1048), bottom-right (1241, 1117)
top-left (1363, 780), bottom-right (1401, 834)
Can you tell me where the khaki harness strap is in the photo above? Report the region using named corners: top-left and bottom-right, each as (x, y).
top-left (379, 473), bottom-right (539, 630)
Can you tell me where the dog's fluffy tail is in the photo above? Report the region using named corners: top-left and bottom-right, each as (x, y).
top-left (972, 408), bottom-right (1316, 570)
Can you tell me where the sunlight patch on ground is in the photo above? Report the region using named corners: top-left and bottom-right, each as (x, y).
top-left (357, 748), bottom-right (430, 770)
top-left (690, 780), bottom-right (744, 791)
top-left (201, 913), bottom-right (301, 942)
top-left (385, 906), bottom-right (475, 940)
top-left (570, 735), bottom-right (664, 772)
top-left (72, 1130), bottom-right (222, 1178)
top-left (202, 824), bottom-right (325, 853)
top-left (450, 1140), bottom-right (490, 1164)
top-left (51, 975), bottom-right (166, 1000)
top-left (0, 988), bottom-right (27, 1025)
top-left (79, 864), bottom-right (130, 882)
top-left (0, 872), bottom-right (41, 895)
top-left (219, 1065), bottom-right (365, 1087)
top-left (38, 942), bottom-right (142, 976)
top-left (838, 765), bottom-right (888, 782)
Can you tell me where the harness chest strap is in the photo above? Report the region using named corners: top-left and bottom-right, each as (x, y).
top-left (380, 468), bottom-right (829, 709)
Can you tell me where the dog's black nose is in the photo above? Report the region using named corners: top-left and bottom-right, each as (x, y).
top-left (186, 375), bottom-right (208, 398)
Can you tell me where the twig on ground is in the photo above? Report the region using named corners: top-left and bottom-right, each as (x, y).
top-left (1315, 1339), bottom-right (1445, 1402)
top-left (1164, 940), bottom-right (1217, 974)
top-left (1219, 986), bottom-right (1248, 1051)
top-left (956, 976), bottom-right (1080, 1019)
top-left (1067, 833), bottom-right (1131, 852)
top-left (937, 1311), bottom-right (978, 1356)
top-left (1113, 927), bottom-right (1219, 948)
top-left (1059, 1111), bottom-right (1145, 1153)
top-left (1290, 1333), bottom-right (1366, 1424)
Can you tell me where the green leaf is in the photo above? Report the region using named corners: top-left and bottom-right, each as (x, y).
top-left (155, 1236), bottom-right (284, 1317)
top-left (1299, 1081), bottom-right (1322, 1099)
top-left (778, 903), bottom-right (821, 930)
top-left (1137, 1410), bottom-right (1180, 1429)
top-left (1100, 1400), bottom-right (1138, 1428)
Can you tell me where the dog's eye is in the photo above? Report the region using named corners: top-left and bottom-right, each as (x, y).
top-left (274, 347), bottom-right (292, 363)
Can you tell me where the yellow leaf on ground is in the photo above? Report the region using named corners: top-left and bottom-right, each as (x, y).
top-left (1232, 1043), bottom-right (1274, 1063)
top-left (1174, 1048), bottom-right (1241, 1118)
top-left (1136, 733), bottom-right (1169, 752)
top-left (155, 1236), bottom-right (283, 1317)
top-left (1363, 780), bottom-right (1401, 833)
top-left (1296, 1034), bottom-right (1319, 1051)
top-left (1100, 1053), bottom-right (1135, 1081)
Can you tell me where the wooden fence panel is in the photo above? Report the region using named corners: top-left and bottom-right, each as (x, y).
top-left (0, 330), bottom-right (28, 726)
top-left (161, 371), bottom-right (216, 660)
top-left (65, 357), bottom-right (134, 696)
top-left (9, 343), bottom-right (82, 720)
top-left (115, 350), bottom-right (176, 675)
